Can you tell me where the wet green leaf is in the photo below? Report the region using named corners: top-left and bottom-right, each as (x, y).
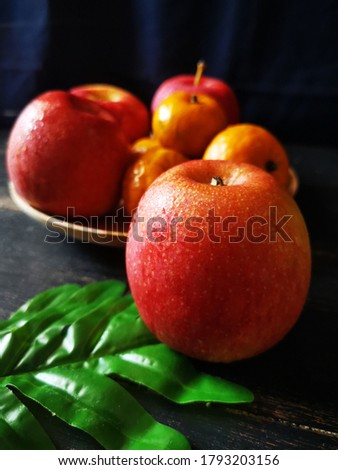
top-left (0, 386), bottom-right (55, 449)
top-left (4, 367), bottom-right (189, 450)
top-left (0, 282), bottom-right (155, 376)
top-left (0, 280), bottom-right (254, 450)
top-left (84, 344), bottom-right (254, 404)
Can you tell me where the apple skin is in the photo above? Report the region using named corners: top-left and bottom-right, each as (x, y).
top-left (151, 75), bottom-right (239, 125)
top-left (126, 160), bottom-right (311, 363)
top-left (7, 90), bottom-right (130, 217)
top-left (70, 84), bottom-right (150, 143)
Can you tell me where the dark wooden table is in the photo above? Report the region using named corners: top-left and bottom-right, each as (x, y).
top-left (1, 128), bottom-right (337, 450)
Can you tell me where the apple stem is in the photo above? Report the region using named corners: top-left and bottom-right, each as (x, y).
top-left (194, 60), bottom-right (206, 87)
top-left (210, 176), bottom-right (224, 186)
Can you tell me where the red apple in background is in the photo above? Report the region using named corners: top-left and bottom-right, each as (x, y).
top-left (151, 61), bottom-right (240, 124)
top-left (126, 160), bottom-right (311, 363)
top-left (7, 90), bottom-right (130, 217)
top-left (70, 83), bottom-right (150, 143)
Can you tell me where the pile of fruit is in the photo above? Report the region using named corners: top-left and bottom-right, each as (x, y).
top-left (7, 61), bottom-right (292, 218)
top-left (6, 63), bottom-right (311, 364)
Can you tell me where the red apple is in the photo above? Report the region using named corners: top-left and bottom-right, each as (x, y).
top-left (70, 83), bottom-right (150, 143)
top-left (7, 90), bottom-right (130, 217)
top-left (151, 61), bottom-right (239, 124)
top-left (126, 160), bottom-right (311, 363)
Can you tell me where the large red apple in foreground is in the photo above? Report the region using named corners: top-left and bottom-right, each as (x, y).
top-left (151, 62), bottom-right (239, 124)
top-left (7, 90), bottom-right (130, 216)
top-left (126, 160), bottom-right (311, 363)
top-left (70, 83), bottom-right (150, 143)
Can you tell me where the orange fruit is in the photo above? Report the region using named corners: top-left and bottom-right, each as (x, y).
top-left (203, 123), bottom-right (290, 188)
top-left (129, 136), bottom-right (160, 162)
top-left (152, 91), bottom-right (227, 158)
top-left (123, 145), bottom-right (187, 214)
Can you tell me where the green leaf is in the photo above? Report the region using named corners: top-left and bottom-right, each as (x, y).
top-left (0, 282), bottom-right (155, 376)
top-left (0, 386), bottom-right (55, 449)
top-left (0, 280), bottom-right (254, 450)
top-left (4, 367), bottom-right (189, 450)
top-left (84, 344), bottom-right (254, 404)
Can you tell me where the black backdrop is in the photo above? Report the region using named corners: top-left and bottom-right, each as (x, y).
top-left (1, 0), bottom-right (338, 146)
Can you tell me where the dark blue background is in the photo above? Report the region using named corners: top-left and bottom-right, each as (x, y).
top-left (1, 0), bottom-right (337, 146)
